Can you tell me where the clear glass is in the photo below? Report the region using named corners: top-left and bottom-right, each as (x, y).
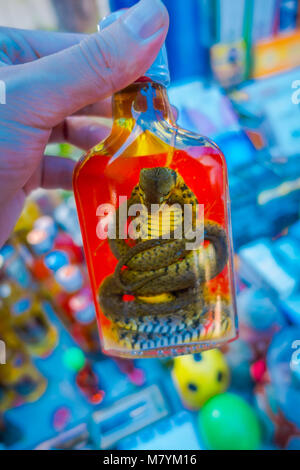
top-left (73, 81), bottom-right (237, 358)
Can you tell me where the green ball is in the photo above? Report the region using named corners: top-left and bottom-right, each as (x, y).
top-left (63, 347), bottom-right (85, 372)
top-left (198, 393), bottom-right (261, 450)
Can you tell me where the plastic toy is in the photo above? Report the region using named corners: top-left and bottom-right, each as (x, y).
top-left (0, 244), bottom-right (33, 289)
top-left (198, 392), bottom-right (261, 450)
top-left (267, 326), bottom-right (300, 430)
top-left (0, 329), bottom-right (47, 408)
top-left (172, 350), bottom-right (229, 409)
top-left (0, 279), bottom-right (57, 358)
top-left (118, 411), bottom-right (202, 450)
top-left (237, 287), bottom-right (284, 332)
top-left (88, 385), bottom-right (168, 449)
top-left (113, 358), bottom-right (145, 387)
top-left (63, 348), bottom-right (104, 405)
top-left (9, 215), bottom-right (100, 354)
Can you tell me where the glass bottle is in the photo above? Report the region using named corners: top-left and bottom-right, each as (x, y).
top-left (0, 279), bottom-right (57, 358)
top-left (73, 11), bottom-right (237, 358)
top-left (0, 327), bottom-right (47, 406)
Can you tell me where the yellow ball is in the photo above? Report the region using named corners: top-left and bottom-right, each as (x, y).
top-left (172, 349), bottom-right (230, 410)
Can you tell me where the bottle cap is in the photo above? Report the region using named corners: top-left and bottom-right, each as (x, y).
top-left (27, 229), bottom-right (54, 255)
top-left (99, 9), bottom-right (170, 87)
top-left (0, 244), bottom-right (15, 261)
top-left (55, 265), bottom-right (83, 292)
top-left (44, 250), bottom-right (70, 273)
top-left (34, 216), bottom-right (57, 239)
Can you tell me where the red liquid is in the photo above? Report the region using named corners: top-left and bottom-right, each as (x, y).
top-left (74, 145), bottom-right (237, 357)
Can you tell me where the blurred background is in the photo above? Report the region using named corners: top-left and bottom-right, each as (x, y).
top-left (1, 0), bottom-right (300, 451)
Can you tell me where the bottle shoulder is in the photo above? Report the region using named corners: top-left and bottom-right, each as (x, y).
top-left (172, 125), bottom-right (227, 167)
top-left (74, 121), bottom-right (226, 172)
top-left (173, 125), bottom-right (220, 150)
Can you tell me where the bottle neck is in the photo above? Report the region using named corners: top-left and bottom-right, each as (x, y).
top-left (112, 81), bottom-right (174, 124)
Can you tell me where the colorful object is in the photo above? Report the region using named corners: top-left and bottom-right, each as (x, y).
top-left (225, 338), bottom-right (254, 390)
top-left (254, 381), bottom-right (300, 449)
top-left (44, 250), bottom-right (69, 273)
top-left (113, 358), bottom-right (146, 386)
top-left (253, 30), bottom-right (300, 78)
top-left (267, 327), bottom-right (300, 429)
top-left (52, 406), bottom-right (71, 432)
top-left (198, 392), bottom-right (261, 450)
top-left (172, 350), bottom-right (229, 409)
top-left (0, 244), bottom-right (33, 289)
top-left (0, 331), bottom-right (47, 408)
top-left (54, 266), bottom-right (100, 353)
top-left (63, 347), bottom-right (85, 372)
top-left (210, 0), bottom-right (248, 87)
top-left (88, 385), bottom-right (168, 449)
top-left (63, 348), bottom-right (104, 405)
top-left (73, 12), bottom-right (237, 358)
top-left (3, 1), bottom-right (300, 452)
top-left (11, 211), bottom-right (100, 354)
top-left (13, 200), bottom-right (41, 241)
top-left (210, 40), bottom-right (247, 88)
top-left (0, 280), bottom-right (57, 358)
top-left (250, 359), bottom-right (267, 383)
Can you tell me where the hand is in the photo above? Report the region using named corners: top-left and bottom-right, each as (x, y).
top-left (0, 0), bottom-right (169, 247)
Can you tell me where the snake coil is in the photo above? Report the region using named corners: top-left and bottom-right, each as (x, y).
top-left (99, 168), bottom-right (231, 351)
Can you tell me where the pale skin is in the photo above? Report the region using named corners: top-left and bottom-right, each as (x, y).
top-left (0, 0), bottom-right (169, 247)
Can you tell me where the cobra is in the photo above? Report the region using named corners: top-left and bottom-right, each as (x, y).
top-left (99, 167), bottom-right (231, 351)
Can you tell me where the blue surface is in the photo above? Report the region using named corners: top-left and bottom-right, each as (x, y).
top-left (4, 301), bottom-right (183, 450)
top-left (118, 411), bottom-right (203, 450)
top-left (110, 0), bottom-right (209, 81)
top-left (6, 305), bottom-right (92, 449)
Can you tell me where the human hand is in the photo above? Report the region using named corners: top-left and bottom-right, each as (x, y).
top-left (0, 0), bottom-right (168, 247)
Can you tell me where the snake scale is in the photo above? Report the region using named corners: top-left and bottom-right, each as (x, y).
top-left (99, 167), bottom-right (231, 350)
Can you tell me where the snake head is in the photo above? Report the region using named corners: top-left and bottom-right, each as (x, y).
top-left (139, 167), bottom-right (177, 209)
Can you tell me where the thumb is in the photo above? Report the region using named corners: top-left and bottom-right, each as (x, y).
top-left (15, 0), bottom-right (169, 129)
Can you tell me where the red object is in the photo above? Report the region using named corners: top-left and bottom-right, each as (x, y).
top-left (250, 359), bottom-right (267, 383)
top-left (76, 363), bottom-right (104, 405)
top-left (54, 232), bottom-right (83, 264)
top-left (74, 150), bottom-right (232, 330)
top-left (114, 358), bottom-right (146, 386)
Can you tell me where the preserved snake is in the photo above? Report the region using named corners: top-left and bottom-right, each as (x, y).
top-left (99, 167), bottom-right (231, 350)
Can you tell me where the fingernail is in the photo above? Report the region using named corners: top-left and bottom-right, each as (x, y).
top-left (123, 0), bottom-right (167, 39)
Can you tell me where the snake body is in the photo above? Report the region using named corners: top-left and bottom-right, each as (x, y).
top-left (99, 167), bottom-right (231, 350)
